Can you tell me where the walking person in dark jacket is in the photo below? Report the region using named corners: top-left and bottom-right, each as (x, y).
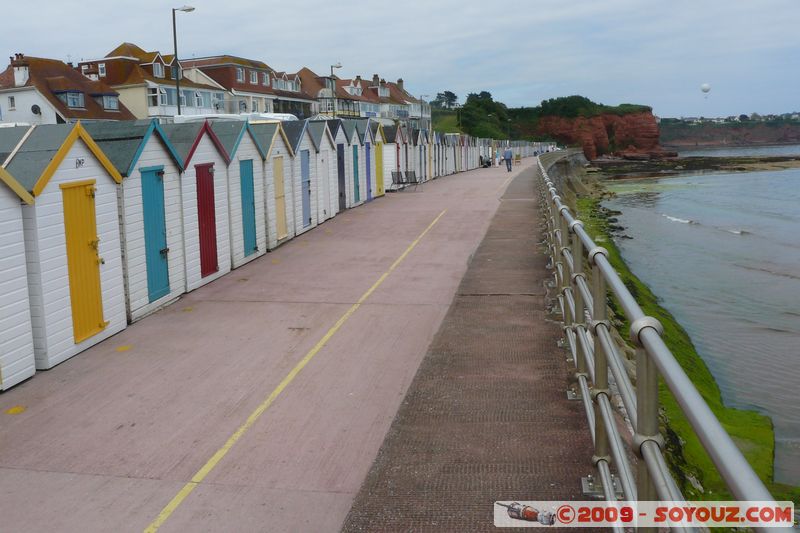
top-left (503, 147), bottom-right (513, 172)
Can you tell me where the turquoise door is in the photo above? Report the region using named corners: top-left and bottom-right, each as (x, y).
top-left (365, 142), bottom-right (372, 201)
top-left (353, 145), bottom-right (360, 203)
top-left (301, 150), bottom-right (311, 227)
top-left (141, 166), bottom-right (170, 302)
top-left (239, 159), bottom-right (257, 256)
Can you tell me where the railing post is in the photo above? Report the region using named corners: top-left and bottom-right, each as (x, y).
top-left (589, 246), bottom-right (611, 476)
top-left (570, 221), bottom-right (585, 377)
top-left (631, 316), bottom-right (665, 524)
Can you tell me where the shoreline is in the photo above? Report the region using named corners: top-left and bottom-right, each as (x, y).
top-left (588, 154), bottom-right (800, 181)
top-left (550, 158), bottom-right (800, 503)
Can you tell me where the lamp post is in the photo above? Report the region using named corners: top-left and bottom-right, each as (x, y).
top-left (330, 62), bottom-right (342, 117)
top-left (419, 94), bottom-right (429, 129)
top-left (172, 5), bottom-right (195, 116)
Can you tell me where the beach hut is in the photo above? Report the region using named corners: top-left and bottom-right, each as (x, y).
top-left (250, 121), bottom-right (295, 248)
top-left (0, 152), bottom-right (36, 389)
top-left (340, 119), bottom-right (365, 207)
top-left (3, 123), bottom-right (127, 370)
top-left (369, 121), bottom-right (387, 197)
top-left (381, 124), bottom-right (401, 191)
top-left (83, 120), bottom-right (186, 323)
top-left (307, 120), bottom-right (338, 223)
top-left (354, 118), bottom-right (376, 201)
top-left (326, 119), bottom-right (352, 211)
top-left (161, 121), bottom-right (232, 292)
top-left (281, 120), bottom-right (318, 235)
top-left (208, 120), bottom-right (268, 269)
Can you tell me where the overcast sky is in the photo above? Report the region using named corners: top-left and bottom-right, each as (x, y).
top-left (5, 0), bottom-right (799, 117)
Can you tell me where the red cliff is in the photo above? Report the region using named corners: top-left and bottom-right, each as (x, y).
top-left (536, 111), bottom-right (668, 160)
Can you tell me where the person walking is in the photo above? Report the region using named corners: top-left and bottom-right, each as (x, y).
top-left (503, 146), bottom-right (513, 172)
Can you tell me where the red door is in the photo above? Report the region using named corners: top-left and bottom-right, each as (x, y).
top-left (196, 163), bottom-right (218, 277)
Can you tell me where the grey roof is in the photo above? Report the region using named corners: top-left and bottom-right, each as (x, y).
top-left (306, 121), bottom-right (331, 152)
top-left (160, 122), bottom-right (205, 164)
top-left (207, 120), bottom-right (245, 160)
top-left (325, 119), bottom-right (345, 142)
top-left (281, 120), bottom-right (306, 153)
top-left (354, 118), bottom-right (370, 143)
top-left (0, 126), bottom-right (30, 165)
top-left (5, 124), bottom-right (73, 193)
top-left (83, 121), bottom-right (152, 177)
top-left (382, 124), bottom-right (398, 143)
top-left (340, 119), bottom-right (361, 145)
top-left (249, 122), bottom-right (280, 155)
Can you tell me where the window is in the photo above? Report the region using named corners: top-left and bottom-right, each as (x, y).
top-left (7, 96), bottom-right (15, 110)
top-left (250, 71), bottom-right (257, 84)
top-left (252, 99), bottom-right (259, 112)
top-left (147, 87), bottom-right (159, 107)
top-left (213, 92), bottom-right (225, 110)
top-left (98, 63), bottom-right (106, 77)
top-left (66, 92), bottom-right (85, 108)
top-left (195, 91), bottom-right (203, 107)
top-left (200, 92), bottom-right (212, 108)
top-left (103, 95), bottom-right (119, 110)
top-left (181, 90), bottom-right (192, 107)
top-left (153, 63), bottom-right (164, 78)
top-left (236, 67), bottom-right (244, 82)
top-left (163, 88), bottom-right (173, 106)
top-left (81, 65), bottom-right (88, 72)
top-left (262, 72), bottom-right (269, 86)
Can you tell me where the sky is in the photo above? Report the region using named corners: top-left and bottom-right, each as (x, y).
top-left (4, 0), bottom-right (799, 118)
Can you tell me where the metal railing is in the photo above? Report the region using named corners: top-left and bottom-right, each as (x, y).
top-left (536, 152), bottom-right (790, 533)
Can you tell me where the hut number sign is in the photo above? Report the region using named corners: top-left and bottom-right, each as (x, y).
top-left (75, 158), bottom-right (86, 168)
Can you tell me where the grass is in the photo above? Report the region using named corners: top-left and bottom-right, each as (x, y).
top-left (431, 109), bottom-right (462, 133)
top-left (574, 194), bottom-right (799, 505)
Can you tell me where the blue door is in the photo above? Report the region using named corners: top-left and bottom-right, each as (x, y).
top-left (301, 150), bottom-right (311, 227)
top-left (365, 142), bottom-right (372, 201)
top-left (352, 145), bottom-right (360, 203)
top-left (141, 166), bottom-right (170, 302)
top-left (239, 159), bottom-right (257, 256)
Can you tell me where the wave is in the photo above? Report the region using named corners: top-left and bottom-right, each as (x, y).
top-left (723, 228), bottom-right (751, 235)
top-left (735, 263), bottom-right (800, 281)
top-left (661, 214), bottom-right (697, 224)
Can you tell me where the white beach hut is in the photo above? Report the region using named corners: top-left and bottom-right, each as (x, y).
top-left (0, 152), bottom-right (36, 389)
top-left (307, 120), bottom-right (338, 223)
top-left (161, 121), bottom-right (232, 292)
top-left (281, 120), bottom-right (318, 235)
top-left (249, 121), bottom-right (295, 248)
top-left (326, 119), bottom-right (353, 211)
top-left (4, 123), bottom-right (127, 370)
top-left (340, 119), bottom-right (365, 207)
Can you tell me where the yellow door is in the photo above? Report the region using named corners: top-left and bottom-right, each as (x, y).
top-left (375, 142), bottom-right (384, 196)
top-left (61, 180), bottom-right (106, 343)
top-left (273, 157), bottom-right (288, 240)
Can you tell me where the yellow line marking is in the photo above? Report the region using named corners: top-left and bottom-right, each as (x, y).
top-left (496, 175), bottom-right (513, 194)
top-left (181, 307), bottom-right (194, 313)
top-left (143, 209), bottom-right (447, 532)
top-left (5, 406), bottom-right (26, 415)
top-left (116, 345), bottom-right (132, 352)
top-left (271, 259), bottom-right (280, 264)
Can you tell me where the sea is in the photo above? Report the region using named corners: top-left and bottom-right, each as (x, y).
top-left (602, 144), bottom-right (800, 485)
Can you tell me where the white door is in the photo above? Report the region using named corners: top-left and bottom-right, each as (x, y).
top-left (320, 150), bottom-right (331, 221)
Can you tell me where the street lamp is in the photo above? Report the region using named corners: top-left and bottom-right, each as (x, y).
top-left (419, 94), bottom-right (429, 129)
top-left (330, 62), bottom-right (342, 117)
top-left (172, 5), bottom-right (195, 116)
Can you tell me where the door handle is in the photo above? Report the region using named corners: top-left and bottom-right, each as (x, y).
top-left (160, 247), bottom-right (170, 255)
top-left (89, 238), bottom-right (100, 250)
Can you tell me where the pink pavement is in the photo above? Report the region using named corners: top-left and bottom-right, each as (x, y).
top-left (0, 159), bottom-right (536, 533)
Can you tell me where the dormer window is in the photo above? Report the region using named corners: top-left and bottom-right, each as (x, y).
top-left (236, 67), bottom-right (244, 82)
top-left (102, 95), bottom-right (118, 110)
top-left (58, 91), bottom-right (85, 108)
top-left (250, 71), bottom-right (257, 84)
top-left (98, 63), bottom-right (106, 77)
top-left (153, 63), bottom-right (164, 78)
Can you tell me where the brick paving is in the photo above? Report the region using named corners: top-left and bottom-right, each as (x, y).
top-left (342, 165), bottom-right (594, 532)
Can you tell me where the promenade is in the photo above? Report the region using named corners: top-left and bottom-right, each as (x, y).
top-left (0, 159), bottom-right (591, 532)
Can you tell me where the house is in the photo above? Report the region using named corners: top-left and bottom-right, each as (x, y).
top-left (183, 56), bottom-right (276, 115)
top-left (3, 123), bottom-right (127, 369)
top-left (0, 156), bottom-right (36, 389)
top-left (83, 120), bottom-right (186, 322)
top-left (270, 71), bottom-right (317, 119)
top-left (78, 43), bottom-right (225, 119)
top-left (249, 121), bottom-right (294, 247)
top-left (0, 54), bottom-right (135, 124)
top-left (386, 78), bottom-right (431, 129)
top-left (281, 120), bottom-right (318, 234)
top-left (207, 119), bottom-right (268, 268)
top-left (306, 120), bottom-right (338, 223)
top-left (326, 119), bottom-right (353, 211)
top-left (161, 121), bottom-right (232, 291)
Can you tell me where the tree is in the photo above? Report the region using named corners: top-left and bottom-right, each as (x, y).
top-left (436, 90), bottom-right (458, 109)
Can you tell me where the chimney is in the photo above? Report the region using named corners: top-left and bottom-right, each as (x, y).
top-left (355, 75), bottom-right (362, 85)
top-left (12, 53), bottom-right (30, 87)
top-left (397, 78), bottom-right (404, 92)
top-left (372, 73), bottom-right (379, 87)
